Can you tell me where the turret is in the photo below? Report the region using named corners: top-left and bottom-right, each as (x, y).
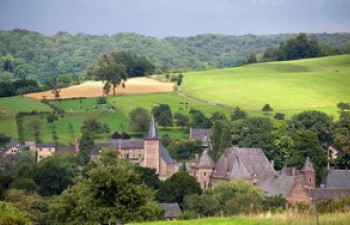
top-left (190, 150), bottom-right (215, 189)
top-left (301, 156), bottom-right (316, 188)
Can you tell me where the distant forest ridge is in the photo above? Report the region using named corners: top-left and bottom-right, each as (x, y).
top-left (1, 29), bottom-right (350, 82)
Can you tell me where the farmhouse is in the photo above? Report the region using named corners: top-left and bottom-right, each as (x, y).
top-left (191, 147), bottom-right (316, 204)
top-left (91, 116), bottom-right (179, 180)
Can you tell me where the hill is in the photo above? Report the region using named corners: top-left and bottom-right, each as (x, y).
top-left (182, 55), bottom-right (350, 117)
top-left (1, 29), bottom-right (350, 82)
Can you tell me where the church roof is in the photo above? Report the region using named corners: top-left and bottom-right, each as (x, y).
top-left (160, 144), bottom-right (174, 164)
top-left (256, 175), bottom-right (295, 198)
top-left (321, 170), bottom-right (350, 188)
top-left (212, 147), bottom-right (276, 180)
top-left (91, 139), bottom-right (144, 156)
top-left (310, 188), bottom-right (350, 201)
top-left (192, 150), bottom-right (214, 169)
top-left (301, 156), bottom-right (314, 172)
top-left (146, 116), bottom-right (159, 140)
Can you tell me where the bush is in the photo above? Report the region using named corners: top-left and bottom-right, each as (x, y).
top-left (274, 113), bottom-right (285, 120)
top-left (96, 97), bottom-right (107, 104)
top-left (177, 211), bottom-right (196, 220)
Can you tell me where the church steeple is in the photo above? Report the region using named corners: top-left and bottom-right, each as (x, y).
top-left (146, 115), bottom-right (159, 140)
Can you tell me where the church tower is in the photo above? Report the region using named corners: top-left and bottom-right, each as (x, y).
top-left (190, 149), bottom-right (215, 189)
top-left (301, 156), bottom-right (316, 188)
top-left (142, 116), bottom-right (160, 173)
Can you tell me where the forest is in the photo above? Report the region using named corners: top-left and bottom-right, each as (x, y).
top-left (1, 29), bottom-right (350, 83)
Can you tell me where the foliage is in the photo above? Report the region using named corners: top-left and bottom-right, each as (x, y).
top-left (210, 111), bottom-right (227, 122)
top-left (0, 200), bottom-right (31, 225)
top-left (334, 112), bottom-right (350, 168)
top-left (274, 113), bottom-right (285, 120)
top-left (96, 97), bottom-right (107, 104)
top-left (337, 102), bottom-right (350, 111)
top-left (9, 177), bottom-right (38, 193)
top-left (177, 74), bottom-right (184, 86)
top-left (50, 156), bottom-right (163, 225)
top-left (176, 211), bottom-right (197, 220)
top-left (32, 155), bottom-right (77, 196)
top-left (0, 79), bottom-right (40, 97)
top-left (231, 107), bottom-right (247, 121)
top-left (262, 196), bottom-right (287, 213)
top-left (168, 139), bottom-right (202, 161)
top-left (78, 132), bottom-right (95, 165)
top-left (133, 166), bottom-right (160, 190)
top-left (212, 180), bottom-right (264, 215)
top-left (189, 109), bottom-right (212, 129)
top-left (152, 104), bottom-right (173, 129)
top-left (129, 107), bottom-right (151, 134)
top-left (157, 172), bottom-right (202, 208)
top-left (210, 120), bottom-right (232, 161)
top-left (0, 133), bottom-right (11, 146)
top-left (80, 117), bottom-right (110, 136)
top-left (174, 113), bottom-right (190, 129)
top-left (287, 129), bottom-right (327, 182)
top-left (262, 104), bottom-right (273, 114)
top-left (184, 194), bottom-right (221, 217)
top-left (5, 189), bottom-right (49, 225)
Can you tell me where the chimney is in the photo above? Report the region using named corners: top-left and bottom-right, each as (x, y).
top-left (74, 138), bottom-right (80, 154)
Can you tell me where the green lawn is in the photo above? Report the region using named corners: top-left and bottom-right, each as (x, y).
top-left (129, 213), bottom-right (350, 225)
top-left (183, 55), bottom-right (350, 118)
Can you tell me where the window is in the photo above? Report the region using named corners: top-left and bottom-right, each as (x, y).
top-left (309, 177), bottom-right (312, 183)
top-left (125, 154), bottom-right (129, 159)
top-left (204, 172), bottom-right (207, 176)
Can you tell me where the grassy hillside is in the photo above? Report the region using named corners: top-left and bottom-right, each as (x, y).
top-left (130, 213), bottom-right (350, 225)
top-left (0, 93), bottom-right (228, 144)
top-left (182, 55), bottom-right (350, 118)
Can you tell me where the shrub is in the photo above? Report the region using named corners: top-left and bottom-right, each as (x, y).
top-left (96, 97), bottom-right (107, 104)
top-left (177, 211), bottom-right (196, 220)
top-left (274, 113), bottom-right (285, 120)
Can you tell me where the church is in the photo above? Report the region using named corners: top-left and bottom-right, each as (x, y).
top-left (91, 116), bottom-right (179, 180)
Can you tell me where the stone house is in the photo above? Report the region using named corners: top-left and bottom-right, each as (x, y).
top-left (36, 143), bottom-right (57, 162)
top-left (191, 146), bottom-right (315, 204)
top-left (91, 116), bottom-right (179, 180)
top-left (0, 140), bottom-right (26, 156)
top-left (160, 203), bottom-right (182, 220)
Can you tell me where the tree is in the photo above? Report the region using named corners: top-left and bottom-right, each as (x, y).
top-left (0, 133), bottom-right (11, 146)
top-left (177, 74), bottom-right (184, 86)
top-left (174, 113), bottom-right (189, 129)
top-left (32, 155), bottom-right (77, 196)
top-left (287, 129), bottom-right (327, 182)
top-left (0, 201), bottom-right (31, 225)
top-left (210, 120), bottom-right (232, 161)
top-left (81, 118), bottom-right (110, 137)
top-left (30, 119), bottom-right (41, 143)
top-left (337, 102), bottom-right (350, 111)
top-left (274, 113), bottom-right (285, 120)
top-left (334, 112), bottom-right (350, 168)
top-left (189, 109), bottom-right (212, 128)
top-left (212, 180), bottom-right (264, 215)
top-left (152, 104), bottom-right (172, 129)
top-left (167, 139), bottom-right (202, 161)
top-left (210, 111), bottom-right (227, 122)
top-left (134, 166), bottom-right (160, 190)
top-left (9, 177), bottom-right (38, 193)
top-left (262, 103), bottom-right (273, 114)
top-left (245, 52), bottom-right (257, 64)
top-left (51, 157), bottom-right (163, 225)
top-left (231, 107), bottom-right (247, 121)
top-left (184, 193), bottom-right (221, 217)
top-left (78, 132), bottom-right (95, 165)
top-left (157, 172), bottom-right (202, 208)
top-left (129, 107), bottom-right (151, 133)
top-left (87, 53), bottom-right (128, 96)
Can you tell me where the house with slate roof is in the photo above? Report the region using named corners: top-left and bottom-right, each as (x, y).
top-left (191, 147), bottom-right (317, 204)
top-left (0, 140), bottom-right (26, 156)
top-left (160, 203), bottom-right (182, 220)
top-left (91, 116), bottom-right (178, 180)
top-left (189, 128), bottom-right (211, 149)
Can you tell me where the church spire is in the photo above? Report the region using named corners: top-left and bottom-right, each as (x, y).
top-left (146, 115), bottom-right (159, 140)
top-left (301, 156), bottom-right (315, 172)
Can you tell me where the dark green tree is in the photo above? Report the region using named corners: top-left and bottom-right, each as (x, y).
top-left (81, 117), bottom-right (110, 137)
top-left (78, 132), bottom-right (95, 165)
top-left (152, 104), bottom-right (172, 129)
top-left (262, 103), bottom-right (273, 114)
top-left (167, 139), bottom-right (202, 161)
top-left (157, 172), bottom-right (202, 208)
top-left (184, 193), bottom-right (221, 217)
top-left (177, 73), bottom-right (184, 86)
top-left (210, 120), bottom-right (232, 161)
top-left (174, 113), bottom-right (189, 129)
top-left (210, 111), bottom-right (227, 122)
top-left (189, 109), bottom-right (212, 128)
top-left (129, 107), bottom-right (151, 133)
top-left (231, 107), bottom-right (247, 121)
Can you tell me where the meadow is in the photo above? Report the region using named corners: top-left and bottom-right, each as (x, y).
top-left (129, 213), bottom-right (350, 225)
top-left (0, 93), bottom-right (228, 144)
top-left (183, 55), bottom-right (350, 118)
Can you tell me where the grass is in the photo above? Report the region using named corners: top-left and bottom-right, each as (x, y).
top-left (129, 212), bottom-right (350, 225)
top-left (0, 93), bottom-right (228, 144)
top-left (183, 55), bottom-right (350, 119)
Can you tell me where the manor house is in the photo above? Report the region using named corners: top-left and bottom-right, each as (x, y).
top-left (91, 116), bottom-right (179, 180)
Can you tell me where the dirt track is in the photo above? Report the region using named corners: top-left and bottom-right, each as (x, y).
top-left (25, 77), bottom-right (174, 100)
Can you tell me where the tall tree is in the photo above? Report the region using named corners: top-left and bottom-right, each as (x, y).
top-left (152, 104), bottom-right (172, 129)
top-left (78, 132), bottom-right (95, 165)
top-left (129, 107), bottom-right (151, 134)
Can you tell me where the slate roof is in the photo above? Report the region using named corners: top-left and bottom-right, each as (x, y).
top-left (36, 143), bottom-right (56, 148)
top-left (321, 170), bottom-right (350, 188)
top-left (160, 203), bottom-right (182, 219)
top-left (160, 144), bottom-right (175, 164)
top-left (280, 167), bottom-right (300, 177)
top-left (256, 175), bottom-right (296, 198)
top-left (0, 140), bottom-right (26, 153)
top-left (301, 156), bottom-right (315, 172)
top-left (192, 150), bottom-right (214, 169)
top-left (211, 147), bottom-right (276, 180)
top-left (56, 146), bottom-right (76, 154)
top-left (91, 139), bottom-right (144, 156)
top-left (146, 116), bottom-right (159, 140)
top-left (189, 128), bottom-right (210, 140)
top-left (310, 188), bottom-right (350, 201)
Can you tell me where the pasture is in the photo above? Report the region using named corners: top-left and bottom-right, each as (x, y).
top-left (1, 93), bottom-right (228, 144)
top-left (129, 213), bottom-right (350, 225)
top-left (183, 55), bottom-right (350, 118)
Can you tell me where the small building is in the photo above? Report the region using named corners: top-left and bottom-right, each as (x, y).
top-left (160, 203), bottom-right (182, 220)
top-left (36, 143), bottom-right (56, 162)
top-left (0, 140), bottom-right (26, 156)
top-left (190, 149), bottom-right (215, 189)
top-left (189, 128), bottom-right (211, 148)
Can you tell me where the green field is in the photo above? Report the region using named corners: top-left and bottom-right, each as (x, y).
top-left (1, 93), bottom-right (228, 144)
top-left (129, 213), bottom-right (350, 225)
top-left (183, 55), bottom-right (350, 118)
